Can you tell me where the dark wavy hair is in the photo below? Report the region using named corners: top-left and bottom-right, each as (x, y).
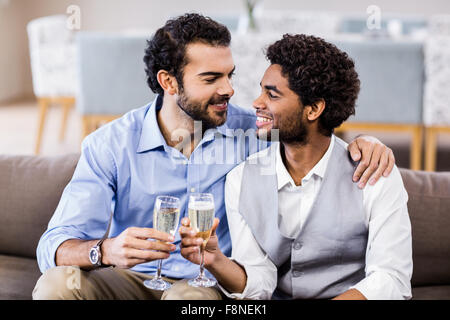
top-left (144, 13), bottom-right (231, 96)
top-left (266, 34), bottom-right (360, 136)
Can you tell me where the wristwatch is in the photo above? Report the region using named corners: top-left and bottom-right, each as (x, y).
top-left (89, 238), bottom-right (106, 267)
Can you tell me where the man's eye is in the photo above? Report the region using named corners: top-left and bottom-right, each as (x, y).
top-left (205, 78), bottom-right (216, 83)
top-left (228, 71), bottom-right (235, 79)
top-left (268, 92), bottom-right (278, 99)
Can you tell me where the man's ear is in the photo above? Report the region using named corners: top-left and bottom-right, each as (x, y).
top-left (305, 99), bottom-right (326, 121)
top-left (157, 70), bottom-right (178, 95)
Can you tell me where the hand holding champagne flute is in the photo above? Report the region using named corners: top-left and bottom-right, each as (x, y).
top-left (180, 193), bottom-right (249, 294)
top-left (181, 193), bottom-right (218, 287)
top-left (143, 195), bottom-right (180, 291)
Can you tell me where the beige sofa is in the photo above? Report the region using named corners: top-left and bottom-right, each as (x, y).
top-left (0, 153), bottom-right (449, 300)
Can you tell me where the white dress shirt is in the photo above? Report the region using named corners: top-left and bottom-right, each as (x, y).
top-left (223, 135), bottom-right (413, 300)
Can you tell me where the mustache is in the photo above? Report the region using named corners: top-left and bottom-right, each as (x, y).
top-left (256, 111), bottom-right (273, 119)
top-left (207, 96), bottom-right (230, 105)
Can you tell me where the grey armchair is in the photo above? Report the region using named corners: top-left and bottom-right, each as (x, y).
top-left (333, 37), bottom-right (425, 170)
top-left (75, 31), bottom-right (156, 138)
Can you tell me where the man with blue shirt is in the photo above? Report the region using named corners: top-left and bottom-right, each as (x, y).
top-left (32, 13), bottom-right (395, 300)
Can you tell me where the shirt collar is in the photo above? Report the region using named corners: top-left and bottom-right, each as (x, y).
top-left (137, 96), bottom-right (237, 153)
top-left (137, 95), bottom-right (166, 153)
top-left (216, 121), bottom-right (234, 138)
top-left (276, 135), bottom-right (335, 190)
top-left (202, 120), bottom-right (234, 141)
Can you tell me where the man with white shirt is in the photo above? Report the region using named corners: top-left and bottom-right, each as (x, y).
top-left (180, 34), bottom-right (412, 300)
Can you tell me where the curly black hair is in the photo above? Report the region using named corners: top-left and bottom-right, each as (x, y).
top-left (144, 13), bottom-right (231, 96)
top-left (266, 34), bottom-right (360, 136)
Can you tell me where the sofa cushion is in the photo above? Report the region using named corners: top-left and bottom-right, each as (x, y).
top-left (0, 154), bottom-right (79, 259)
top-left (412, 285), bottom-right (450, 300)
top-left (400, 169), bottom-right (450, 287)
top-left (0, 254), bottom-right (42, 300)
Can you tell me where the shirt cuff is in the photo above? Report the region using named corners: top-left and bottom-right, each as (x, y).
top-left (349, 271), bottom-right (411, 300)
top-left (217, 259), bottom-right (274, 300)
top-left (37, 232), bottom-right (82, 273)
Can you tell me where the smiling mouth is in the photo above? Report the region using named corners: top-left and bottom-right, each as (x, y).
top-left (256, 115), bottom-right (273, 128)
top-left (209, 102), bottom-right (228, 111)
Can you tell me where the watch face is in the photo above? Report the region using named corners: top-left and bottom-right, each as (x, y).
top-left (89, 247), bottom-right (99, 264)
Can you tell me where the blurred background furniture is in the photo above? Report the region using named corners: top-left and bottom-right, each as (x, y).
top-left (208, 14), bottom-right (242, 33)
top-left (230, 10), bottom-right (340, 110)
top-left (338, 13), bottom-right (427, 38)
top-left (252, 10), bottom-right (340, 37)
top-left (320, 13), bottom-right (426, 171)
top-left (230, 12), bottom-right (427, 170)
top-left (334, 37), bottom-right (425, 170)
top-left (75, 31), bottom-right (155, 139)
top-left (0, 153), bottom-right (448, 299)
top-left (27, 15), bottom-right (77, 154)
top-left (423, 15), bottom-right (450, 171)
top-left (428, 14), bottom-right (450, 35)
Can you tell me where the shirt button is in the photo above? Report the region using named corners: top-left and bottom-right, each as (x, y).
top-left (190, 188), bottom-right (196, 193)
top-left (292, 271), bottom-right (303, 278)
top-left (293, 242), bottom-right (302, 250)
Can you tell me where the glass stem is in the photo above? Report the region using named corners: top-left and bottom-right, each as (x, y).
top-left (199, 246), bottom-right (205, 278)
top-left (156, 259), bottom-right (163, 280)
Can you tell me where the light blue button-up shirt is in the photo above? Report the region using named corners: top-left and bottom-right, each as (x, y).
top-left (37, 95), bottom-right (267, 279)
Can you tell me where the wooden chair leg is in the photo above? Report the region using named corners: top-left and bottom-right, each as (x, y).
top-left (425, 127), bottom-right (437, 172)
top-left (81, 115), bottom-right (92, 142)
top-left (59, 98), bottom-right (74, 142)
top-left (81, 114), bottom-right (121, 145)
top-left (410, 126), bottom-right (423, 171)
top-left (35, 98), bottom-right (49, 155)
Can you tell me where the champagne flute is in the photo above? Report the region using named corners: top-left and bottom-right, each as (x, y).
top-left (187, 193), bottom-right (217, 287)
top-left (143, 195), bottom-right (180, 291)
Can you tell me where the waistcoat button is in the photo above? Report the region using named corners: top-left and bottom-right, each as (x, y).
top-left (293, 242), bottom-right (302, 250)
top-left (292, 271), bottom-right (303, 278)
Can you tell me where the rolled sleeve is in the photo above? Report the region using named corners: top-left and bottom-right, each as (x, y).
top-left (350, 270), bottom-right (412, 300)
top-left (36, 135), bottom-right (117, 273)
top-left (36, 228), bottom-right (85, 272)
top-left (352, 166), bottom-right (413, 300)
top-left (218, 257), bottom-right (277, 300)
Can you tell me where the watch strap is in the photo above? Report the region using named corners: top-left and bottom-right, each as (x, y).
top-left (90, 211), bottom-right (113, 267)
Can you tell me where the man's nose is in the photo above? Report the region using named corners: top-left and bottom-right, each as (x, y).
top-left (252, 93), bottom-right (266, 110)
top-left (217, 77), bottom-right (234, 97)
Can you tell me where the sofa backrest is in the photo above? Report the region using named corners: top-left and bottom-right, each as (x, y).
top-left (0, 153), bottom-right (448, 287)
top-left (400, 168), bottom-right (450, 287)
top-left (0, 154), bottom-right (79, 259)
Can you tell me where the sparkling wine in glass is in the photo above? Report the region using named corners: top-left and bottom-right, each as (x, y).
top-left (143, 195), bottom-right (180, 291)
top-left (187, 193), bottom-right (217, 288)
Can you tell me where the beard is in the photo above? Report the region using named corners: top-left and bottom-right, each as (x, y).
top-left (176, 87), bottom-right (229, 130)
top-left (278, 115), bottom-right (309, 145)
top-left (257, 108), bottom-right (309, 145)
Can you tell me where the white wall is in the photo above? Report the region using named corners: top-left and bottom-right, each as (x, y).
top-left (0, 0), bottom-right (31, 102)
top-left (1, 0), bottom-right (450, 103)
top-left (264, 0), bottom-right (450, 15)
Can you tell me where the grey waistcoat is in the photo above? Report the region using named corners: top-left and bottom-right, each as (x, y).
top-left (238, 137), bottom-right (368, 299)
